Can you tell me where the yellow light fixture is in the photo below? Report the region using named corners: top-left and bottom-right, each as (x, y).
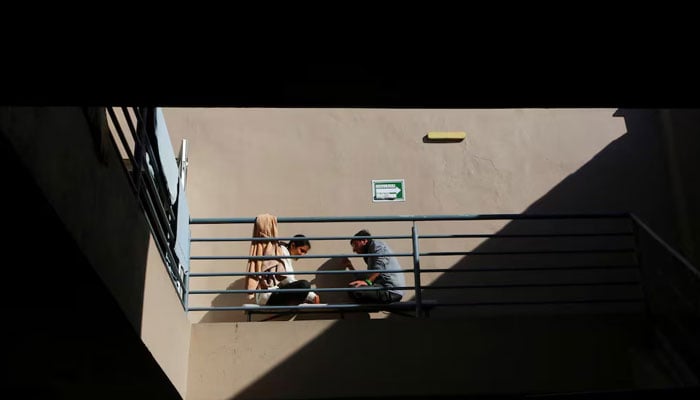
top-left (426, 131), bottom-right (466, 142)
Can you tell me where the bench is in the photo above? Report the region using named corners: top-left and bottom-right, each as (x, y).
top-left (243, 300), bottom-right (438, 321)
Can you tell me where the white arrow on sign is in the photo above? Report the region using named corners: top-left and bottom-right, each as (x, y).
top-left (375, 186), bottom-right (401, 199)
top-left (376, 187), bottom-right (401, 194)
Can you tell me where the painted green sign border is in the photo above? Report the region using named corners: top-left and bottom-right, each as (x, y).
top-left (372, 179), bottom-right (405, 202)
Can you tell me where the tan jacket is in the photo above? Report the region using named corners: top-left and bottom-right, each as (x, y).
top-left (245, 214), bottom-right (286, 300)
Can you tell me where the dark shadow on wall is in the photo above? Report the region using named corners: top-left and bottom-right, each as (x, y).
top-left (1, 132), bottom-right (181, 399)
top-left (295, 257), bottom-right (370, 321)
top-left (199, 278), bottom-right (249, 323)
top-left (525, 109), bottom-right (675, 232)
top-left (395, 109), bottom-right (678, 319)
top-left (313, 258), bottom-right (354, 304)
top-left (653, 110), bottom-right (700, 267)
top-left (231, 109), bottom-right (700, 399)
top-left (2, 107), bottom-right (155, 333)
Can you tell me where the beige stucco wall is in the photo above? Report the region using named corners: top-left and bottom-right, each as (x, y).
top-left (159, 107), bottom-right (685, 399)
top-left (187, 316), bottom-right (669, 400)
top-left (142, 236), bottom-right (192, 397)
top-left (163, 108), bottom-right (626, 219)
top-left (161, 108), bottom-right (668, 322)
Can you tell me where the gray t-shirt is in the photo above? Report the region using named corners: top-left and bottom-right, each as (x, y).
top-left (364, 240), bottom-right (406, 296)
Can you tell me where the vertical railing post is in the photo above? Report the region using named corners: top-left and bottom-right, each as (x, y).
top-left (631, 214), bottom-right (653, 322)
top-left (411, 222), bottom-right (423, 318)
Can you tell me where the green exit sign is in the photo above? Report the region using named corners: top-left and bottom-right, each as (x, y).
top-left (372, 179), bottom-right (405, 202)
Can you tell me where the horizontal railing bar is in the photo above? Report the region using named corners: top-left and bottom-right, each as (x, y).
top-left (416, 298), bottom-right (645, 307)
top-left (190, 213), bottom-right (631, 224)
top-left (190, 252), bottom-right (414, 260)
top-left (630, 213), bottom-right (700, 280)
top-left (420, 249), bottom-right (635, 256)
top-left (187, 264), bottom-right (640, 278)
top-left (190, 286), bottom-right (395, 294)
top-left (190, 248), bottom-right (635, 260)
top-left (189, 269), bottom-right (414, 277)
top-left (420, 233), bottom-right (634, 239)
top-left (190, 232), bottom-right (634, 242)
top-left (186, 298), bottom-right (645, 312)
top-left (186, 304), bottom-right (414, 312)
top-left (106, 108), bottom-right (138, 171)
top-left (137, 157), bottom-right (176, 241)
top-left (191, 235), bottom-right (412, 242)
top-left (421, 281), bottom-right (640, 289)
top-left (189, 280), bottom-right (639, 295)
top-left (419, 265), bottom-right (640, 273)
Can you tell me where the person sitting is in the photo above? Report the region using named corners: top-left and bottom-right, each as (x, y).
top-left (347, 229), bottom-right (405, 303)
top-left (264, 234), bottom-right (320, 306)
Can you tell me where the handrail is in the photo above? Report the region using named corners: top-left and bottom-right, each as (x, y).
top-left (190, 248), bottom-right (634, 261)
top-left (187, 213), bottom-right (642, 319)
top-left (188, 264), bottom-right (638, 278)
top-left (629, 213), bottom-right (700, 380)
top-left (106, 107), bottom-right (188, 309)
top-left (629, 213), bottom-right (700, 280)
top-left (191, 212), bottom-right (631, 224)
top-left (191, 232), bottom-right (633, 242)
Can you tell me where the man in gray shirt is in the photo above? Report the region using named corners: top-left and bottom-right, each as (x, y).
top-left (348, 229), bottom-right (406, 303)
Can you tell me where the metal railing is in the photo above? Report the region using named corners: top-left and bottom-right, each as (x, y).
top-left (187, 213), bottom-right (645, 318)
top-left (106, 107), bottom-right (188, 309)
top-left (632, 214), bottom-right (700, 381)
